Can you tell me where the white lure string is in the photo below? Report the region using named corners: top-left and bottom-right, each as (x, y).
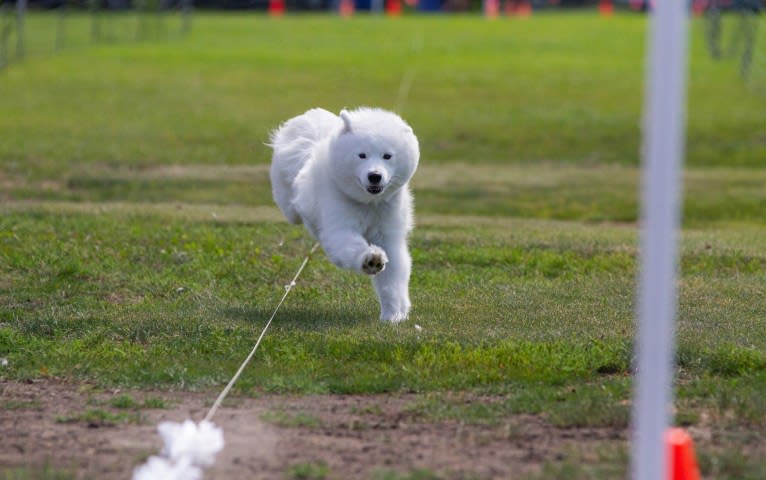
top-left (132, 242), bottom-right (320, 480)
top-left (204, 242), bottom-right (320, 423)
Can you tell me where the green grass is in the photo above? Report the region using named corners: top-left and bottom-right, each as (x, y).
top-left (55, 407), bottom-right (142, 426)
top-left (2, 11), bottom-right (766, 478)
top-left (1, 464), bottom-right (76, 480)
top-left (1, 399), bottom-right (43, 411)
top-left (2, 210), bottom-right (764, 391)
top-left (373, 469), bottom-right (444, 480)
top-left (261, 409), bottom-right (324, 428)
top-left (287, 461), bottom-right (331, 480)
top-left (106, 394), bottom-right (169, 409)
top-left (529, 446), bottom-right (628, 480)
top-left (403, 382), bottom-right (632, 428)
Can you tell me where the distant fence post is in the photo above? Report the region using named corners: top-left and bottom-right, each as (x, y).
top-left (16, 0), bottom-right (25, 58)
top-left (0, 2), bottom-right (9, 68)
top-left (0, 0), bottom-right (191, 71)
top-left (56, 0), bottom-right (67, 51)
top-left (90, 0), bottom-right (101, 42)
top-left (181, 0), bottom-right (191, 34)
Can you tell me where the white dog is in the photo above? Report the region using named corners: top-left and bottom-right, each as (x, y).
top-left (269, 107), bottom-right (419, 323)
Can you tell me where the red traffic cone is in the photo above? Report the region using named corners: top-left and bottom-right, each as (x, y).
top-left (484, 0), bottom-right (499, 18)
top-left (515, 0), bottom-right (532, 17)
top-left (268, 0), bottom-right (285, 16)
top-left (599, 0), bottom-right (613, 16)
top-left (503, 0), bottom-right (514, 15)
top-left (691, 0), bottom-right (706, 16)
top-left (666, 428), bottom-right (701, 480)
top-left (339, 0), bottom-right (355, 16)
top-left (386, 0), bottom-right (402, 16)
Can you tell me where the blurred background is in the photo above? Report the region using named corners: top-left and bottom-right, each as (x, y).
top-left (1, 1), bottom-right (764, 220)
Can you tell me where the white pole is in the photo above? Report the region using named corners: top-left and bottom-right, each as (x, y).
top-left (631, 1), bottom-right (689, 480)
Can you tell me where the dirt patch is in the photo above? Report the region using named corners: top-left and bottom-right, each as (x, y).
top-left (1, 380), bottom-right (627, 479)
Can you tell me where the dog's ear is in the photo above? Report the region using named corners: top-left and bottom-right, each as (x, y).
top-left (340, 109), bottom-right (352, 133)
top-left (403, 126), bottom-right (413, 134)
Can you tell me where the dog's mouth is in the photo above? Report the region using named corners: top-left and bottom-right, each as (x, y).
top-left (366, 186), bottom-right (384, 195)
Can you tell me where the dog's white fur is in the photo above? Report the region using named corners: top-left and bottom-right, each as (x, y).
top-left (269, 107), bottom-right (419, 323)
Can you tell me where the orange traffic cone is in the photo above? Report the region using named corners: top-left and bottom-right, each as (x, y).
top-left (666, 428), bottom-right (701, 480)
top-left (268, 0), bottom-right (285, 16)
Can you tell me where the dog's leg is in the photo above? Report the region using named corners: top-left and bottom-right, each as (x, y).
top-left (372, 235), bottom-right (411, 323)
top-left (319, 230), bottom-right (388, 274)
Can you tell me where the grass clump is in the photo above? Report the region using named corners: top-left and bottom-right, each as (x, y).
top-left (107, 394), bottom-right (169, 410)
top-left (261, 409), bottom-right (324, 429)
top-left (55, 408), bottom-right (142, 427)
top-left (287, 461), bottom-right (331, 480)
top-left (1, 463), bottom-right (77, 480)
top-left (1, 400), bottom-right (43, 411)
top-left (373, 469), bottom-right (444, 480)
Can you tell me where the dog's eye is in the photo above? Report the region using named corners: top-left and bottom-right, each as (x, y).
top-left (383, 153), bottom-right (392, 160)
top-left (358, 153), bottom-right (366, 159)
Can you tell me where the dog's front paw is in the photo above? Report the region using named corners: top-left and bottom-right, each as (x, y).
top-left (360, 246), bottom-right (388, 275)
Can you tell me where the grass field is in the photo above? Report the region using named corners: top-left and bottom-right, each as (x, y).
top-left (2, 11), bottom-right (766, 479)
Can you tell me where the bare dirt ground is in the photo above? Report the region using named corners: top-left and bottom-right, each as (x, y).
top-left (1, 380), bottom-right (628, 479)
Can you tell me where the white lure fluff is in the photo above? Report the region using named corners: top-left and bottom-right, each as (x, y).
top-left (132, 420), bottom-right (224, 480)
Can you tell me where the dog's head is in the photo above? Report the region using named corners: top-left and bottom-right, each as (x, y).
top-left (329, 108), bottom-right (419, 204)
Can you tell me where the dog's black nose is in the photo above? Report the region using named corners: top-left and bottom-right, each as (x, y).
top-left (368, 172), bottom-right (382, 185)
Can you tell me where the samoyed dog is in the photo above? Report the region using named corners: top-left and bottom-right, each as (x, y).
top-left (269, 107), bottom-right (419, 323)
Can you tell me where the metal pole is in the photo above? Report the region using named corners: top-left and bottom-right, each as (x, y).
top-left (56, 0), bottom-right (67, 51)
top-left (16, 0), bottom-right (25, 58)
top-left (181, 0), bottom-right (191, 35)
top-left (90, 0), bottom-right (101, 43)
top-left (631, 1), bottom-right (689, 480)
top-left (1, 2), bottom-right (9, 68)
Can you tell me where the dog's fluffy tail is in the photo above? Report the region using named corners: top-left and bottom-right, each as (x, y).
top-left (269, 108), bottom-right (338, 147)
top-left (269, 108), bottom-right (340, 224)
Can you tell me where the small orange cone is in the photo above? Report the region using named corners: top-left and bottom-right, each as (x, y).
top-left (268, 0), bottom-right (285, 16)
top-left (666, 428), bottom-right (701, 480)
